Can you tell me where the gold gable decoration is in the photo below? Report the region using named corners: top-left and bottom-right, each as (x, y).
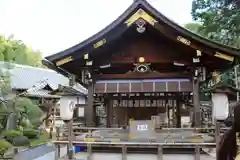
top-left (93, 39), bottom-right (106, 48)
top-left (125, 9), bottom-right (157, 26)
top-left (176, 36), bottom-right (191, 46)
top-left (56, 56), bottom-right (73, 66)
top-left (214, 52), bottom-right (234, 62)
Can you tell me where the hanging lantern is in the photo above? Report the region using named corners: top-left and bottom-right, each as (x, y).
top-left (212, 92), bottom-right (229, 121)
top-left (59, 98), bottom-right (76, 121)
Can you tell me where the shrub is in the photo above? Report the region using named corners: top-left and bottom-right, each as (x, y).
top-left (4, 130), bottom-right (22, 143)
top-left (23, 129), bottom-right (38, 139)
top-left (15, 98), bottom-right (44, 123)
top-left (0, 124), bottom-right (3, 132)
top-left (0, 140), bottom-right (10, 156)
top-left (31, 119), bottom-right (42, 128)
top-left (20, 118), bottom-right (33, 128)
top-left (12, 136), bottom-right (30, 146)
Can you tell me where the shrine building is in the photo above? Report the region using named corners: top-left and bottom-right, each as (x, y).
top-left (43, 0), bottom-right (240, 128)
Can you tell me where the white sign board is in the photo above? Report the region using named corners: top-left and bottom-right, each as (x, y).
top-left (137, 124), bottom-right (148, 131)
top-left (130, 120), bottom-right (155, 139)
top-left (212, 93), bottom-right (229, 120)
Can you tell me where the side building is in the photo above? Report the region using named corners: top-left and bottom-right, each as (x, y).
top-left (0, 61), bottom-right (87, 129)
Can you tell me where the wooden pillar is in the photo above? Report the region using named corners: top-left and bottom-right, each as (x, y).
top-left (110, 100), bottom-right (113, 126)
top-left (53, 103), bottom-right (56, 128)
top-left (51, 102), bottom-right (57, 139)
top-left (126, 106), bottom-right (129, 126)
top-left (193, 77), bottom-right (201, 127)
top-left (107, 99), bottom-right (110, 127)
top-left (166, 102), bottom-right (170, 128)
top-left (67, 75), bottom-right (75, 159)
top-left (176, 100), bottom-right (181, 128)
top-left (106, 99), bottom-right (109, 127)
top-left (86, 83), bottom-right (94, 127)
top-left (172, 100), bottom-right (176, 126)
top-left (93, 105), bottom-right (97, 126)
top-left (107, 98), bottom-right (113, 127)
top-left (215, 120), bottom-right (221, 160)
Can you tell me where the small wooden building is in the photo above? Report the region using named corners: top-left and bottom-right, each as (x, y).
top-left (43, 0), bottom-right (240, 128)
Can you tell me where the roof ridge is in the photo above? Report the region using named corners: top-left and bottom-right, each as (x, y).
top-left (0, 61), bottom-right (56, 73)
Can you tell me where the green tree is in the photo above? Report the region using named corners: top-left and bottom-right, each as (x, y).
top-left (184, 23), bottom-right (204, 35)
top-left (15, 98), bottom-right (44, 128)
top-left (0, 70), bottom-right (11, 97)
top-left (191, 0), bottom-right (240, 48)
top-left (0, 34), bottom-right (44, 67)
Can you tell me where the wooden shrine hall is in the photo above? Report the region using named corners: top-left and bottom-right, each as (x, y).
top-left (43, 0), bottom-right (240, 128)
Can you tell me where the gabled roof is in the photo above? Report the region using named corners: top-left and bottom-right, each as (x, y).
top-left (50, 84), bottom-right (87, 96)
top-left (45, 0), bottom-right (240, 68)
top-left (0, 61), bottom-right (87, 93)
top-left (24, 89), bottom-right (61, 99)
top-left (0, 61), bottom-right (68, 90)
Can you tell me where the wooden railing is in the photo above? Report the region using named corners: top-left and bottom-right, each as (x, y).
top-left (53, 140), bottom-right (216, 160)
top-left (62, 126), bottom-right (229, 136)
top-left (54, 126), bottom-right (228, 159)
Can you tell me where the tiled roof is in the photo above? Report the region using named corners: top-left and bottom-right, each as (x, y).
top-left (0, 97), bottom-right (6, 103)
top-left (51, 85), bottom-right (87, 96)
top-left (0, 61), bottom-right (87, 94)
top-left (25, 89), bottom-right (61, 98)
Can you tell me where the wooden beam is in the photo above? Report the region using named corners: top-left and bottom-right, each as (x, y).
top-left (111, 56), bottom-right (134, 64)
top-left (111, 56), bottom-right (191, 65)
top-left (109, 96), bottom-right (179, 100)
top-left (97, 72), bottom-right (191, 79)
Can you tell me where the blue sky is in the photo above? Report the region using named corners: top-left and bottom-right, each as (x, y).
top-left (0, 0), bottom-right (193, 56)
